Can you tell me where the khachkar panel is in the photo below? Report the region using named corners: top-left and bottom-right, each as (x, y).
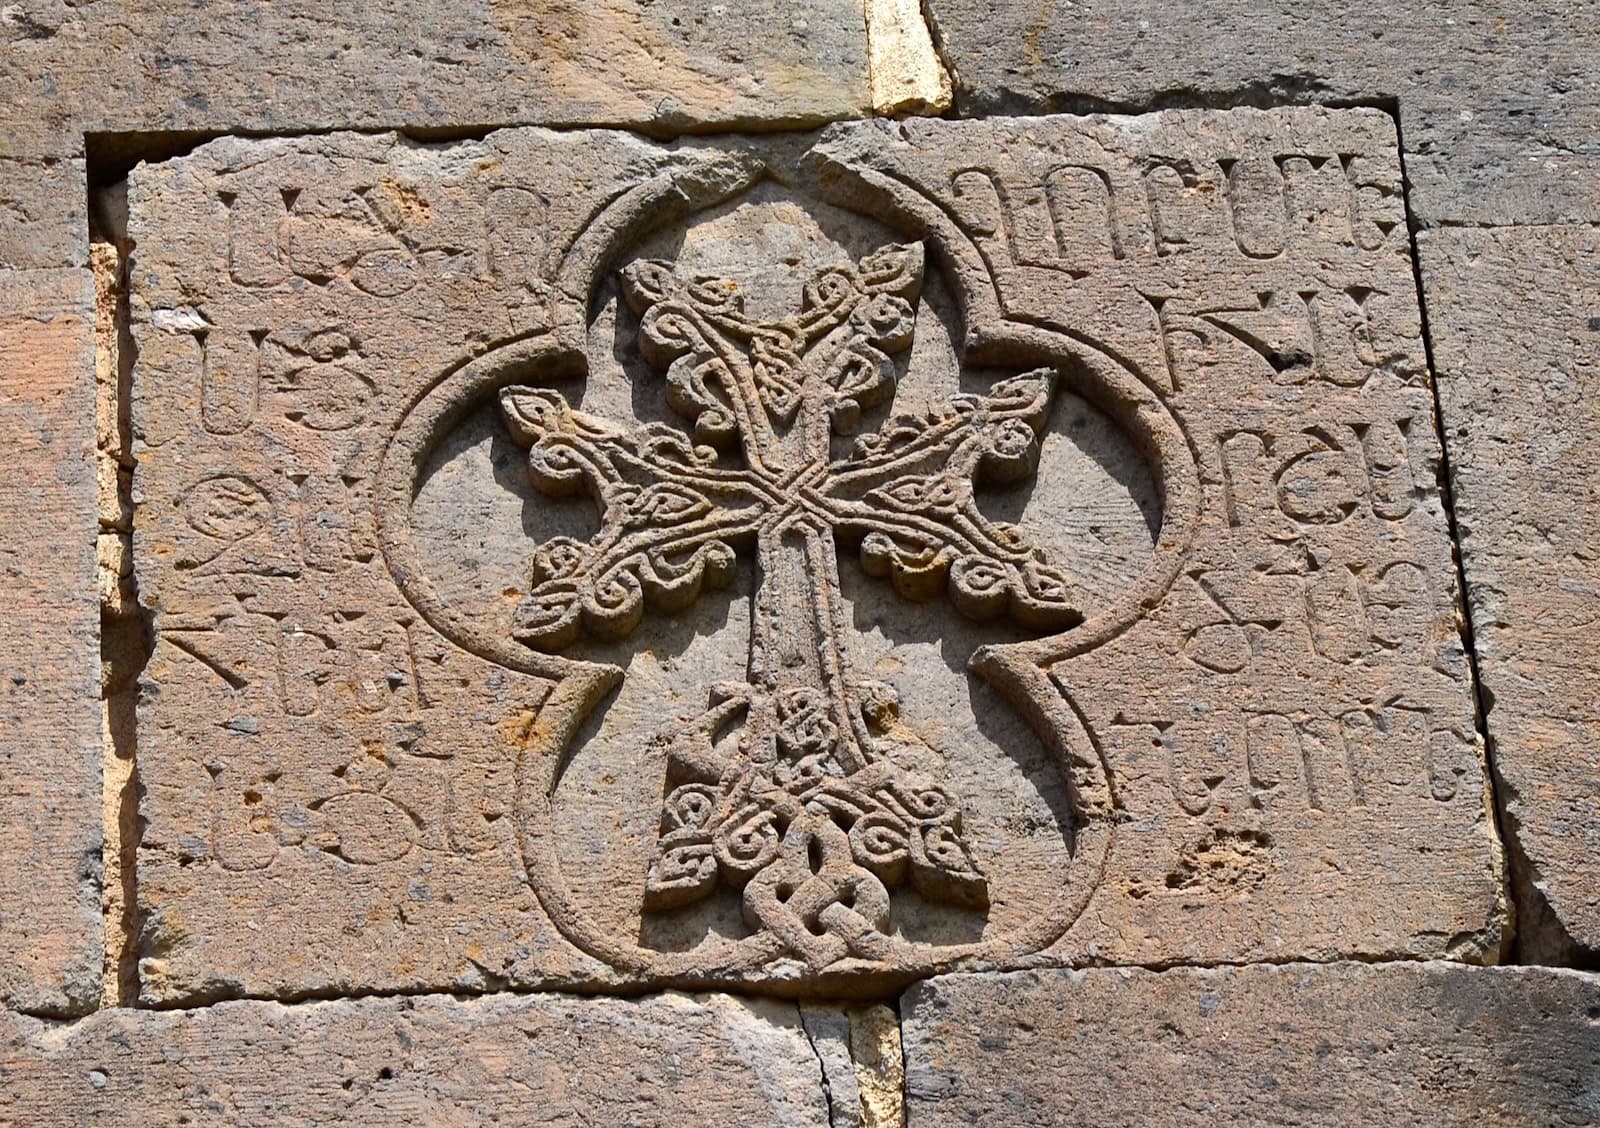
top-left (127, 109), bottom-right (1502, 1005)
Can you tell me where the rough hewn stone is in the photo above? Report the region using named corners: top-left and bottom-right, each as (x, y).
top-left (0, 0), bottom-right (869, 147)
top-left (922, 0), bottom-right (1600, 226)
top-left (0, 268), bottom-right (102, 1015)
top-left (865, 0), bottom-right (953, 115)
top-left (1420, 224), bottom-right (1600, 962)
top-left (0, 153), bottom-right (89, 272)
top-left (902, 963), bottom-right (1600, 1127)
top-left (814, 108), bottom-right (1502, 969)
top-left (0, 0), bottom-right (875, 268)
top-left (127, 107), bottom-right (1500, 1007)
top-left (6, 8), bottom-right (1596, 1125)
top-left (124, 128), bottom-right (767, 1003)
top-left (0, 990), bottom-right (832, 1126)
top-left (0, 0), bottom-right (883, 1018)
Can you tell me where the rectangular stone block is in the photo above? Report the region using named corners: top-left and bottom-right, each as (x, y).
top-left (127, 107), bottom-right (1499, 1006)
top-left (1420, 224), bottom-right (1600, 961)
top-left (125, 129), bottom-right (750, 1002)
top-left (0, 0), bottom-right (870, 149)
top-left (0, 990), bottom-right (830, 1125)
top-left (922, 0), bottom-right (1600, 226)
top-left (813, 109), bottom-right (1502, 968)
top-left (0, 152), bottom-right (91, 271)
top-left (902, 963), bottom-right (1600, 1127)
top-left (0, 268), bottom-right (102, 1015)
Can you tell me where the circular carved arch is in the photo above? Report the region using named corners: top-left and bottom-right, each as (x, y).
top-left (374, 153), bottom-right (1201, 991)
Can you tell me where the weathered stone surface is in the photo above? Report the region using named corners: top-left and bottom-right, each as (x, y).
top-left (0, 152), bottom-right (90, 271)
top-left (126, 128), bottom-right (766, 1002)
top-left (812, 109), bottom-right (1501, 969)
top-left (799, 1003), bottom-right (904, 1128)
top-left (902, 962), bottom-right (1600, 1126)
top-left (865, 0), bottom-right (953, 115)
top-left (127, 106), bottom-right (1500, 1006)
top-left (0, 0), bottom-right (869, 146)
top-left (0, 0), bottom-right (874, 267)
top-left (1420, 224), bottom-right (1600, 962)
top-left (922, 0), bottom-right (1600, 226)
top-left (0, 268), bottom-right (102, 1014)
top-left (0, 990), bottom-right (832, 1125)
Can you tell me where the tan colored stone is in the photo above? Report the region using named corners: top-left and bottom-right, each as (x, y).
top-left (1420, 224), bottom-right (1600, 961)
top-left (0, 990), bottom-right (833, 1126)
top-left (797, 1003), bottom-right (904, 1128)
top-left (0, 268), bottom-right (101, 1014)
top-left (127, 107), bottom-right (1500, 1007)
top-left (0, 0), bottom-right (875, 268)
top-left (850, 1004), bottom-right (904, 1128)
top-left (922, 0), bottom-right (1600, 226)
top-left (0, 152), bottom-right (89, 271)
top-left (95, 533), bottom-right (133, 618)
top-left (902, 963), bottom-right (1600, 1126)
top-left (92, 232), bottom-right (133, 536)
top-left (0, 2), bottom-right (870, 167)
top-left (866, 0), bottom-right (953, 116)
top-left (126, 128), bottom-right (769, 1003)
top-left (815, 108), bottom-right (1503, 968)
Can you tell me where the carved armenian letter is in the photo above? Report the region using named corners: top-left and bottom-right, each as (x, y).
top-left (497, 242), bottom-right (1079, 966)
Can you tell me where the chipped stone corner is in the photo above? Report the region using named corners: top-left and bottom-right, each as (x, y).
top-left (849, 1005), bottom-right (905, 1128)
top-left (799, 1002), bottom-right (905, 1128)
top-left (864, 0), bottom-right (952, 117)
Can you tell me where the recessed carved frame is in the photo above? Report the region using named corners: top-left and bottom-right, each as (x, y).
top-left (374, 142), bottom-right (1200, 992)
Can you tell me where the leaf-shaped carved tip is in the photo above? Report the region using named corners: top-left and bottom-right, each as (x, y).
top-left (858, 241), bottom-right (926, 302)
top-left (499, 385), bottom-right (570, 446)
top-left (620, 258), bottom-right (747, 320)
top-left (684, 274), bottom-right (745, 315)
top-left (910, 827), bottom-right (990, 909)
top-left (618, 259), bottom-right (681, 314)
top-left (948, 556), bottom-right (1084, 633)
top-left (498, 385), bottom-right (612, 498)
top-left (511, 583), bottom-right (584, 652)
top-left (985, 367), bottom-right (1058, 426)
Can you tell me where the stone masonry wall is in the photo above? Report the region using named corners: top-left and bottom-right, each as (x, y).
top-left (0, 2), bottom-right (1596, 1124)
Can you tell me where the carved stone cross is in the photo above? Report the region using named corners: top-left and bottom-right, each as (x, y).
top-left (499, 242), bottom-right (1081, 968)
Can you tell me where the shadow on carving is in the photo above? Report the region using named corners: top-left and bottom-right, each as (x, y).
top-left (391, 165), bottom-right (1173, 986)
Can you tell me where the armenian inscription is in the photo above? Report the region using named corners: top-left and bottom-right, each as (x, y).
top-left (127, 108), bottom-right (1502, 1004)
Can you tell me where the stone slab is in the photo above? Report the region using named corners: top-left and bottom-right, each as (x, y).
top-left (127, 108), bottom-right (1500, 1006)
top-left (0, 0), bottom-right (871, 271)
top-left (922, 0), bottom-right (1600, 227)
top-left (1419, 224), bottom-right (1600, 961)
top-left (0, 152), bottom-right (90, 272)
top-left (124, 128), bottom-right (769, 1003)
top-left (902, 962), bottom-right (1600, 1127)
top-left (0, 0), bottom-right (870, 149)
top-left (812, 109), bottom-right (1502, 969)
top-left (0, 990), bottom-right (831, 1126)
top-left (0, 268), bottom-right (102, 1015)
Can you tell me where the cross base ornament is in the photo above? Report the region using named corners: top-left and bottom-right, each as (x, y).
top-left (499, 240), bottom-right (1081, 969)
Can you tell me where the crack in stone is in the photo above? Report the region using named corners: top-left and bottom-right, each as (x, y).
top-left (797, 1004), bottom-right (844, 1128)
top-left (1390, 106), bottom-right (1516, 965)
top-left (12, 946), bottom-right (1568, 1028)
